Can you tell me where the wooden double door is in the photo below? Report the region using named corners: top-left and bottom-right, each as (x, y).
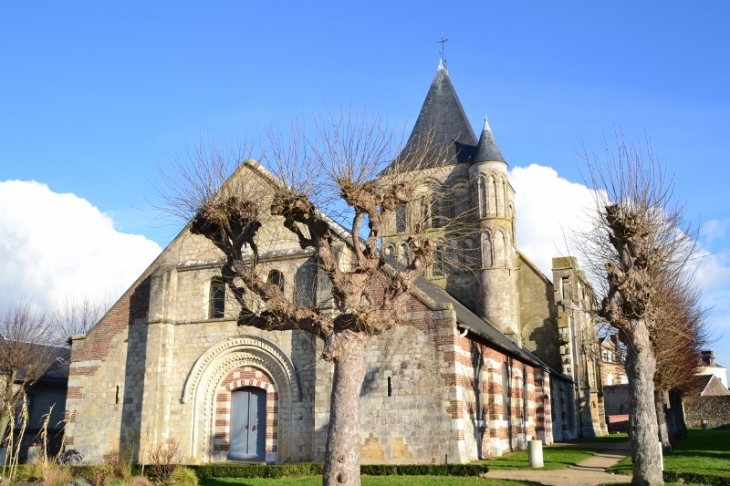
top-left (228, 387), bottom-right (266, 461)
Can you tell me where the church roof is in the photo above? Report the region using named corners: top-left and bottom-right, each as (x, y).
top-left (395, 61), bottom-right (477, 171)
top-left (471, 117), bottom-right (506, 164)
top-left (414, 277), bottom-right (570, 380)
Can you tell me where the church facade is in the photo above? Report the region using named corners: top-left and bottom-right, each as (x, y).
top-left (65, 62), bottom-right (605, 465)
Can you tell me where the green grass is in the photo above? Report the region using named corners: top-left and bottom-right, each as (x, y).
top-left (201, 477), bottom-right (540, 486)
top-left (608, 428), bottom-right (730, 484)
top-left (482, 446), bottom-right (598, 470)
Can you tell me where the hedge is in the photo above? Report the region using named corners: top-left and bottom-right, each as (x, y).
top-left (190, 463), bottom-right (488, 479)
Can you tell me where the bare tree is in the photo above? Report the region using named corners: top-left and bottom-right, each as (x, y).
top-left (651, 276), bottom-right (707, 449)
top-left (580, 138), bottom-right (699, 486)
top-left (159, 114), bottom-right (441, 486)
top-left (52, 295), bottom-right (108, 342)
top-left (0, 302), bottom-right (61, 447)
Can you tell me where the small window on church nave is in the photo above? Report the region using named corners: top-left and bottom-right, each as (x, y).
top-left (267, 269), bottom-right (285, 292)
top-left (209, 278), bottom-right (226, 319)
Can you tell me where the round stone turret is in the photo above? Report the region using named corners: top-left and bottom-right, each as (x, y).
top-left (468, 118), bottom-right (520, 341)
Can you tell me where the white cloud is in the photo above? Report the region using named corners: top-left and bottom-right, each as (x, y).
top-left (509, 164), bottom-right (598, 278)
top-left (0, 180), bottom-right (162, 313)
top-left (508, 165), bottom-right (730, 366)
top-left (694, 250), bottom-right (730, 293)
top-left (701, 218), bottom-right (730, 247)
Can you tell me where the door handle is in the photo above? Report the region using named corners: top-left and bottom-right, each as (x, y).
top-left (251, 425), bottom-right (257, 431)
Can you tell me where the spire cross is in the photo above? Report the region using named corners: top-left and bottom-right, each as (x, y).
top-left (437, 36), bottom-right (449, 65)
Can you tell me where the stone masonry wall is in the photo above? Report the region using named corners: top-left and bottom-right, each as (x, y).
top-left (517, 254), bottom-right (559, 370)
top-left (65, 268), bottom-right (154, 462)
top-left (357, 297), bottom-right (457, 465)
top-left (683, 396), bottom-right (730, 428)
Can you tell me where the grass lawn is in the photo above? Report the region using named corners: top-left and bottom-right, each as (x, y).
top-left (608, 428), bottom-right (730, 481)
top-left (201, 477), bottom-right (540, 486)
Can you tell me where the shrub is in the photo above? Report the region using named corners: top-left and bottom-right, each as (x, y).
top-left (40, 464), bottom-right (74, 486)
top-left (170, 466), bottom-right (198, 486)
top-left (75, 463), bottom-right (115, 486)
top-left (129, 475), bottom-right (154, 486)
top-left (104, 450), bottom-right (133, 481)
top-left (147, 441), bottom-right (181, 485)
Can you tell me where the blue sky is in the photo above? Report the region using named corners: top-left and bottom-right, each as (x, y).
top-left (2, 2), bottom-right (729, 367)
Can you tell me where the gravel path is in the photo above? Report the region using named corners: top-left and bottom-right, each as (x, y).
top-left (481, 441), bottom-right (632, 486)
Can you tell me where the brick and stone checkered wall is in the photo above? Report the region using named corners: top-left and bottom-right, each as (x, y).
top-left (452, 335), bottom-right (554, 460)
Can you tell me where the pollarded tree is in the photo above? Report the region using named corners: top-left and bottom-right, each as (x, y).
top-left (158, 115), bottom-right (443, 486)
top-left (581, 139), bottom-right (699, 486)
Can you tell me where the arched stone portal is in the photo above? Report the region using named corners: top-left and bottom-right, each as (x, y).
top-left (181, 336), bottom-right (301, 463)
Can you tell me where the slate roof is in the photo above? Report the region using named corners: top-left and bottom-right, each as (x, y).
top-left (414, 277), bottom-right (571, 381)
top-left (394, 61), bottom-right (477, 171)
top-left (472, 117), bottom-right (506, 165)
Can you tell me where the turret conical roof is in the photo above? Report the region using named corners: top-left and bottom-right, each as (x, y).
top-left (395, 61), bottom-right (477, 171)
top-left (472, 117), bottom-right (506, 165)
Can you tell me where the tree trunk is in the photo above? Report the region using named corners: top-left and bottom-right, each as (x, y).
top-left (625, 321), bottom-right (663, 486)
top-left (323, 332), bottom-right (368, 486)
top-left (654, 390), bottom-right (671, 452)
top-left (668, 390), bottom-right (687, 439)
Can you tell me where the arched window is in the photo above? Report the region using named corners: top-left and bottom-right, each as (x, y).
top-left (267, 269), bottom-right (284, 292)
top-left (395, 204), bottom-right (407, 233)
top-left (508, 205), bottom-right (515, 243)
top-left (398, 242), bottom-right (409, 267)
top-left (421, 194), bottom-right (443, 229)
top-left (478, 176), bottom-right (488, 218)
top-left (209, 278), bottom-right (225, 319)
top-left (502, 362), bottom-right (511, 421)
top-left (497, 176), bottom-right (506, 217)
top-left (522, 367), bottom-right (528, 425)
top-left (431, 245), bottom-right (446, 276)
top-left (494, 230), bottom-right (505, 267)
top-left (482, 232), bottom-right (493, 268)
top-left (489, 175), bottom-right (498, 217)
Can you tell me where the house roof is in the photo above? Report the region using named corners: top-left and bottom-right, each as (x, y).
top-left (394, 61), bottom-right (477, 171)
top-left (682, 374), bottom-right (730, 397)
top-left (0, 338), bottom-right (70, 385)
top-left (413, 277), bottom-right (571, 381)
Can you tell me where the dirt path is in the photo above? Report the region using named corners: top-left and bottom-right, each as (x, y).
top-left (481, 441), bottom-right (632, 486)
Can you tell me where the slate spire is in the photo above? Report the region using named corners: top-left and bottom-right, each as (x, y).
top-left (397, 61), bottom-right (477, 170)
top-left (472, 116), bottom-right (506, 165)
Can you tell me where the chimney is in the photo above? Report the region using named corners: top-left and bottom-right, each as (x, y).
top-left (700, 350), bottom-right (715, 367)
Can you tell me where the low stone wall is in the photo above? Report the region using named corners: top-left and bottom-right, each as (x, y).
top-left (683, 396), bottom-right (730, 428)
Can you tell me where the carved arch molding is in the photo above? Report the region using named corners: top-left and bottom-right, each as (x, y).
top-left (182, 335), bottom-right (301, 404)
top-left (181, 335), bottom-right (302, 462)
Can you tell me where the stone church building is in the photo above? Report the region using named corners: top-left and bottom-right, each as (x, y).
top-left (65, 62), bottom-right (606, 465)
